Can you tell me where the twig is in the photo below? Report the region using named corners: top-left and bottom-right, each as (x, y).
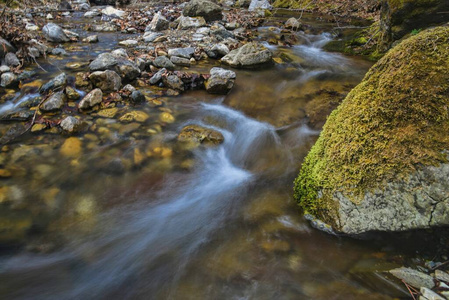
top-left (430, 260), bottom-right (449, 271)
top-left (402, 280), bottom-right (419, 300)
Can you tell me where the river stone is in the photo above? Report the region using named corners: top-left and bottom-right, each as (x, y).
top-left (163, 75), bottom-right (184, 91)
top-left (435, 270), bottom-right (449, 283)
top-left (83, 35), bottom-right (99, 43)
top-left (79, 88), bottom-right (103, 110)
top-left (63, 30), bottom-right (79, 41)
top-left (89, 53), bottom-right (119, 71)
top-left (149, 68), bottom-right (166, 84)
top-left (91, 24), bottom-right (117, 32)
top-left (119, 111), bottom-right (149, 123)
top-left (178, 124), bottom-right (224, 145)
top-left (183, 0), bottom-right (222, 22)
top-left (170, 56), bottom-right (190, 67)
top-left (420, 287), bottom-right (445, 300)
top-left (116, 61), bottom-right (141, 81)
top-left (101, 6), bottom-right (125, 18)
top-left (205, 67), bottom-right (236, 94)
top-left (0, 38), bottom-right (15, 58)
top-left (390, 268), bottom-right (435, 289)
top-left (89, 70), bottom-right (122, 92)
top-left (111, 49), bottom-right (129, 59)
top-left (39, 73), bottom-right (67, 94)
top-left (25, 23), bottom-right (39, 31)
top-left (0, 72), bottom-right (18, 88)
top-left (5, 53), bottom-right (20, 67)
top-left (119, 40), bottom-right (138, 47)
top-left (147, 12), bottom-right (169, 32)
top-left (60, 137), bottom-right (82, 158)
top-left (285, 17), bottom-right (302, 30)
top-left (84, 10), bottom-right (100, 18)
top-left (153, 56), bottom-right (175, 70)
top-left (221, 42), bottom-right (273, 68)
top-left (143, 32), bottom-right (163, 42)
top-left (210, 25), bottom-right (234, 40)
top-left (89, 53), bottom-right (140, 81)
top-left (79, 3), bottom-right (90, 10)
top-left (130, 91), bottom-right (145, 103)
top-left (0, 65), bottom-right (10, 73)
top-left (65, 86), bottom-right (80, 100)
top-left (177, 16), bottom-right (206, 29)
top-left (42, 23), bottom-right (70, 43)
top-left (249, 0), bottom-right (272, 11)
top-left (41, 91), bottom-right (66, 112)
top-left (60, 116), bottom-right (81, 133)
top-left (75, 72), bottom-right (93, 92)
top-left (168, 47), bottom-right (195, 59)
top-left (207, 43), bottom-right (229, 58)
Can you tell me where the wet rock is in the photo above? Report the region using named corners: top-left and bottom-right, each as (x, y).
top-left (25, 23), bottom-right (39, 31)
top-left (147, 12), bottom-right (169, 32)
top-left (97, 107), bottom-right (118, 118)
top-left (143, 32), bottom-right (163, 43)
top-left (51, 48), bottom-right (67, 56)
top-left (130, 90), bottom-right (145, 103)
top-left (65, 86), bottom-right (80, 100)
top-left (89, 53), bottom-right (140, 81)
top-left (83, 35), bottom-right (99, 43)
top-left (79, 88), bottom-right (103, 110)
top-left (63, 30), bottom-right (79, 41)
top-left (5, 53), bottom-right (20, 67)
top-left (178, 124), bottom-right (224, 145)
top-left (0, 124), bottom-right (27, 144)
top-left (159, 112), bottom-right (175, 123)
top-left (75, 72), bottom-right (93, 92)
top-left (119, 39), bottom-right (138, 47)
top-left (0, 210), bottom-right (32, 243)
top-left (39, 73), bottom-right (67, 94)
top-left (116, 61), bottom-right (141, 81)
top-left (0, 72), bottom-right (18, 88)
top-left (206, 43), bottom-right (229, 58)
top-left (170, 56), bottom-right (191, 67)
top-left (177, 16), bottom-right (206, 29)
top-left (60, 137), bottom-right (82, 158)
top-left (84, 10), bottom-right (101, 18)
top-left (435, 270), bottom-right (449, 283)
top-left (389, 267), bottom-right (435, 289)
top-left (101, 6), bottom-right (125, 18)
top-left (31, 123), bottom-right (47, 132)
top-left (205, 67), bottom-right (236, 94)
top-left (111, 48), bottom-right (128, 59)
top-left (149, 68), bottom-right (166, 84)
top-left (420, 287), bottom-right (445, 300)
top-left (89, 53), bottom-right (119, 71)
top-left (119, 111), bottom-right (149, 123)
top-left (91, 24), bottom-right (117, 32)
top-left (41, 91), bottom-right (66, 112)
top-left (211, 25), bottom-right (234, 40)
top-left (221, 42), bottom-right (273, 68)
top-left (153, 56), bottom-right (175, 70)
top-left (163, 75), bottom-right (184, 91)
top-left (29, 39), bottom-right (50, 57)
top-left (60, 116), bottom-right (82, 133)
top-left (89, 70), bottom-right (122, 92)
top-left (285, 17), bottom-right (302, 30)
top-left (42, 23), bottom-right (70, 43)
top-left (183, 0), bottom-right (223, 22)
top-left (0, 38), bottom-right (16, 58)
top-left (122, 84), bottom-right (136, 93)
top-left (168, 47), bottom-right (195, 59)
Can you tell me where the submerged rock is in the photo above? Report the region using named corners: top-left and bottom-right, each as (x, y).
top-left (205, 67), bottom-right (236, 94)
top-left (389, 267), bottom-right (435, 289)
top-left (178, 124), bottom-right (224, 145)
top-left (294, 26), bottom-right (449, 234)
top-left (221, 42), bottom-right (273, 68)
top-left (183, 0), bottom-right (222, 22)
top-left (285, 17), bottom-right (302, 30)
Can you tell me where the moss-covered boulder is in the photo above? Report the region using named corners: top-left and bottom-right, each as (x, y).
top-left (294, 26), bottom-right (449, 234)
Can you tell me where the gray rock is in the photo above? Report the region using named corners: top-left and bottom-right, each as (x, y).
top-left (135, 58), bottom-right (146, 71)
top-left (39, 73), bottom-right (67, 94)
top-left (221, 42), bottom-right (273, 68)
top-left (177, 16), bottom-right (206, 29)
top-left (111, 48), bottom-right (129, 59)
top-left (143, 32), bottom-right (163, 43)
top-left (51, 48), bottom-right (67, 56)
top-left (84, 10), bottom-right (100, 18)
top-left (28, 39), bottom-right (49, 58)
top-left (163, 75), bottom-right (184, 91)
top-left (40, 91), bottom-right (66, 111)
top-left (420, 287), bottom-right (445, 300)
top-left (63, 30), bottom-right (79, 41)
top-left (60, 116), bottom-right (81, 133)
top-left (333, 156), bottom-right (449, 234)
top-left (89, 53), bottom-right (119, 71)
top-left (116, 60), bottom-right (141, 81)
top-left (153, 56), bottom-right (175, 70)
top-left (101, 6), bottom-right (125, 18)
top-left (0, 65), bottom-right (11, 73)
top-left (42, 23), bottom-right (70, 43)
top-left (82, 35), bottom-right (99, 43)
top-left (0, 72), bottom-right (18, 88)
top-left (207, 43), bottom-right (229, 58)
top-left (285, 17), bottom-right (302, 30)
top-left (149, 68), bottom-right (166, 85)
top-left (248, 0), bottom-right (272, 11)
top-left (5, 53), bottom-right (20, 67)
top-left (123, 84), bottom-right (136, 93)
top-left (25, 23), bottom-right (39, 31)
top-left (211, 25), bottom-right (234, 40)
top-left (168, 47), bottom-right (195, 59)
top-left (183, 0), bottom-right (222, 22)
top-left (0, 38), bottom-right (15, 59)
top-left (435, 270), bottom-right (449, 283)
top-left (91, 24), bottom-right (116, 32)
top-left (170, 56), bottom-right (191, 67)
top-left (146, 12), bottom-right (169, 32)
top-left (79, 3), bottom-right (90, 10)
top-left (119, 40), bottom-right (138, 47)
top-left (390, 267), bottom-right (435, 289)
top-left (205, 67), bottom-right (236, 94)
top-left (130, 90), bottom-right (145, 103)
top-left (79, 88), bottom-right (103, 110)
top-left (89, 70), bottom-right (122, 92)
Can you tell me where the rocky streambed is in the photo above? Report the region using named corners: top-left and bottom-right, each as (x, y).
top-left (0, 1), bottom-right (448, 299)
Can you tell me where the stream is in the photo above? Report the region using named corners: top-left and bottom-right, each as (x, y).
top-left (0, 8), bottom-right (432, 299)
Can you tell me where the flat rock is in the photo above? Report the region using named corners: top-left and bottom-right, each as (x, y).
top-left (205, 67), bottom-right (236, 94)
top-left (83, 35), bottom-right (99, 43)
top-left (183, 0), bottom-right (222, 22)
top-left (420, 287), bottom-right (445, 300)
top-left (221, 42), bottom-right (273, 68)
top-left (168, 47), bottom-right (195, 59)
top-left (177, 16), bottom-right (206, 30)
top-left (153, 56), bottom-right (175, 70)
top-left (39, 73), bottom-right (67, 94)
top-left (143, 32), bottom-right (163, 42)
top-left (149, 68), bottom-right (166, 84)
top-left (170, 56), bottom-right (191, 67)
top-left (119, 40), bottom-right (138, 47)
top-left (390, 267), bottom-right (435, 289)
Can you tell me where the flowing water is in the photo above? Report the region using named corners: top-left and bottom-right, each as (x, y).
top-left (0, 9), bottom-right (435, 299)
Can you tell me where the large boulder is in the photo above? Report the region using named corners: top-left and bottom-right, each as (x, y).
top-left (379, 0), bottom-right (449, 51)
top-left (182, 0), bottom-right (222, 22)
top-left (42, 23), bottom-right (70, 43)
top-left (221, 42), bottom-right (273, 68)
top-left (294, 26), bottom-right (449, 234)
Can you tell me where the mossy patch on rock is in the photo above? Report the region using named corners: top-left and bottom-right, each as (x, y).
top-left (294, 26), bottom-right (449, 229)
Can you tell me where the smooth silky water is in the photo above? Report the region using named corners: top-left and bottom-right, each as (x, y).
top-left (0, 10), bottom-right (424, 300)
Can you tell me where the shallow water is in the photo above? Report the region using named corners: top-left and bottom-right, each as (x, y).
top-left (0, 9), bottom-right (431, 300)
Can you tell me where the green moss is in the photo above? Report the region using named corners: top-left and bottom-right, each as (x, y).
top-left (294, 26), bottom-right (449, 224)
